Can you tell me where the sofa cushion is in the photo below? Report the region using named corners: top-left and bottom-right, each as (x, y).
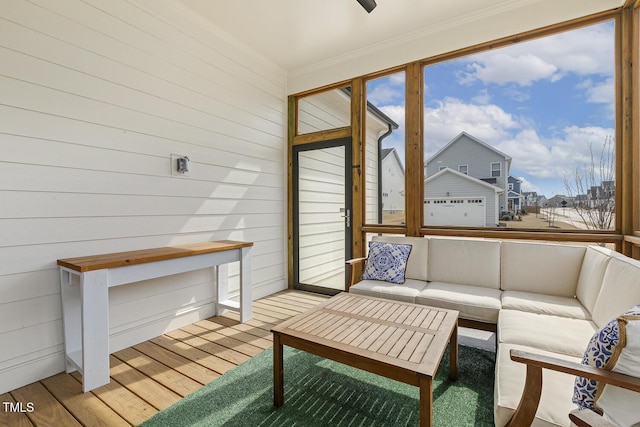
top-left (372, 236), bottom-right (428, 281)
top-left (495, 343), bottom-right (581, 427)
top-left (591, 254), bottom-right (640, 328)
top-left (501, 241), bottom-right (586, 297)
top-left (349, 278), bottom-right (427, 303)
top-left (416, 282), bottom-right (502, 323)
top-left (362, 241), bottom-right (412, 284)
top-left (501, 291), bottom-right (590, 320)
top-left (427, 237), bottom-right (501, 289)
top-left (573, 304), bottom-right (640, 427)
top-left (498, 309), bottom-right (596, 358)
top-left (575, 246), bottom-right (613, 315)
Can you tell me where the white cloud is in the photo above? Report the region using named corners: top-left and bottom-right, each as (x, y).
top-left (584, 78), bottom-right (614, 104)
top-left (495, 126), bottom-right (614, 181)
top-left (518, 176), bottom-right (540, 194)
top-left (462, 53), bottom-right (558, 86)
top-left (367, 72), bottom-right (406, 105)
top-left (367, 84), bottom-right (403, 105)
top-left (503, 87), bottom-right (530, 102)
top-left (472, 89), bottom-right (491, 105)
top-left (424, 97), bottom-right (521, 156)
top-left (423, 97), bottom-right (614, 191)
top-left (379, 104), bottom-right (405, 125)
top-left (458, 22), bottom-right (614, 87)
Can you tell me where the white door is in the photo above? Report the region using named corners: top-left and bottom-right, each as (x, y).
top-left (424, 197), bottom-right (486, 226)
top-left (293, 138), bottom-right (352, 295)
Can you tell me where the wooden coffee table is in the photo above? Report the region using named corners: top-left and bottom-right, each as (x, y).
top-left (272, 292), bottom-right (459, 426)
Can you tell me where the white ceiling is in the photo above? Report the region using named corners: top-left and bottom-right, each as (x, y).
top-left (177, 0), bottom-right (625, 93)
top-left (177, 0), bottom-right (624, 71)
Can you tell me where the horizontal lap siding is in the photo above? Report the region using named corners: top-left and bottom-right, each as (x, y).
top-left (0, 0), bottom-right (286, 393)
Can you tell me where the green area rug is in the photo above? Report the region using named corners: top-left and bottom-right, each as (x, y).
top-left (140, 345), bottom-right (495, 427)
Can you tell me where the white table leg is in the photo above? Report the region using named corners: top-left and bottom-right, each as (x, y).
top-left (60, 269), bottom-right (81, 373)
top-left (80, 270), bottom-right (110, 392)
top-left (215, 264), bottom-right (229, 316)
top-left (240, 246), bottom-right (252, 322)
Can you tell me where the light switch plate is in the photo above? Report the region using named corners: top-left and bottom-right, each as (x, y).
top-left (170, 154), bottom-right (190, 177)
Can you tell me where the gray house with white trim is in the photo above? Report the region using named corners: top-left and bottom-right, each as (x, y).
top-left (425, 132), bottom-right (512, 222)
top-left (424, 168), bottom-right (504, 226)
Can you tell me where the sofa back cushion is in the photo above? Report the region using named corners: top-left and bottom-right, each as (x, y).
top-left (372, 236), bottom-right (428, 282)
top-left (427, 237), bottom-right (501, 289)
top-left (576, 246), bottom-right (613, 315)
top-left (501, 241), bottom-right (586, 297)
top-left (592, 254), bottom-right (640, 328)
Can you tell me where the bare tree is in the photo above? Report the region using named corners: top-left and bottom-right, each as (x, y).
top-left (562, 136), bottom-right (615, 230)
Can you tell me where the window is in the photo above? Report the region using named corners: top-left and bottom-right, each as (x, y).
top-left (508, 183), bottom-right (514, 190)
top-left (297, 86), bottom-right (351, 134)
top-left (422, 20), bottom-right (615, 230)
top-left (491, 163), bottom-right (501, 178)
top-left (365, 71), bottom-right (405, 225)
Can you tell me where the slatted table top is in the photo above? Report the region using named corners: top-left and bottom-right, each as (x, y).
top-left (57, 240), bottom-right (253, 272)
top-left (271, 292), bottom-right (458, 379)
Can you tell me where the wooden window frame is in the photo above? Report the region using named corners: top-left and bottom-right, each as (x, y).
top-left (289, 4), bottom-right (639, 280)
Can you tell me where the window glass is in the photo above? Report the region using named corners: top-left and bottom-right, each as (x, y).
top-left (491, 162), bottom-right (501, 178)
top-left (297, 86), bottom-right (351, 135)
top-left (423, 20), bottom-right (615, 230)
top-left (365, 72), bottom-right (406, 225)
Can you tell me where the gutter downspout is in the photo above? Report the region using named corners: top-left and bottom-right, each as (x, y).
top-left (377, 124), bottom-right (395, 223)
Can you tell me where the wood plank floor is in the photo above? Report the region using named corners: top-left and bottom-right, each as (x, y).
top-left (0, 290), bottom-right (329, 427)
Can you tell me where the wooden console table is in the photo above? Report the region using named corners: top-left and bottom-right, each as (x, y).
top-left (57, 240), bottom-right (253, 392)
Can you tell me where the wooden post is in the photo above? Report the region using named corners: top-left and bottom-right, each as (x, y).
top-left (351, 78), bottom-right (366, 262)
top-left (287, 95), bottom-right (296, 288)
top-left (405, 63), bottom-right (424, 237)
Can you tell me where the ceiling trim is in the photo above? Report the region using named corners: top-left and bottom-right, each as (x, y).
top-left (288, 1), bottom-right (623, 94)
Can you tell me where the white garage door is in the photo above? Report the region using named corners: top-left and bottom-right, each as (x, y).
top-left (424, 197), bottom-right (486, 226)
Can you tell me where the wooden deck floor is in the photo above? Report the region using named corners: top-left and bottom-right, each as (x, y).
top-left (0, 290), bottom-right (329, 427)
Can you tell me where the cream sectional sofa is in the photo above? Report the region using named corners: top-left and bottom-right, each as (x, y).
top-left (348, 235), bottom-right (640, 427)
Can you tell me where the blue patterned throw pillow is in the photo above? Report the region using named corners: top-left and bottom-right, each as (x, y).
top-left (362, 241), bottom-right (412, 284)
top-left (573, 304), bottom-right (640, 426)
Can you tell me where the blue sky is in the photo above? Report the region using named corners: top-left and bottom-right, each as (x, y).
top-left (367, 20), bottom-right (615, 199)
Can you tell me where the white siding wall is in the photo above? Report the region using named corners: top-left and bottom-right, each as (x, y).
top-left (0, 0), bottom-right (286, 393)
top-left (365, 130), bottom-right (380, 223)
top-left (297, 89), bottom-right (351, 134)
top-left (381, 154), bottom-right (405, 214)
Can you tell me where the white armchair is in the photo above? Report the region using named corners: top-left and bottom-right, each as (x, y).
top-left (506, 349), bottom-right (640, 427)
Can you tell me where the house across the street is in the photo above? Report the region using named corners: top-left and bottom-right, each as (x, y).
top-left (424, 132), bottom-right (515, 227)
